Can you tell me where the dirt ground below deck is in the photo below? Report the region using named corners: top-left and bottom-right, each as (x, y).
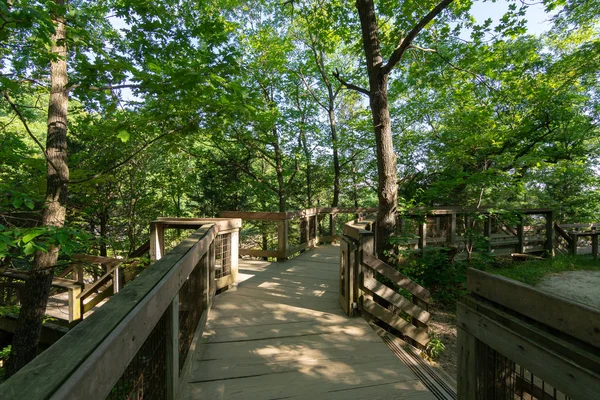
top-left (536, 270), bottom-right (600, 309)
top-left (428, 306), bottom-right (458, 380)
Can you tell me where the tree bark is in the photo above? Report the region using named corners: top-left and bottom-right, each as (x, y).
top-left (6, 0), bottom-right (69, 376)
top-left (356, 0), bottom-right (397, 259)
top-left (328, 107), bottom-right (341, 208)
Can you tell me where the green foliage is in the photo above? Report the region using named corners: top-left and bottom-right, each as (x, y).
top-left (424, 334), bottom-right (446, 361)
top-left (489, 255), bottom-right (600, 286)
top-left (389, 238), bottom-right (468, 305)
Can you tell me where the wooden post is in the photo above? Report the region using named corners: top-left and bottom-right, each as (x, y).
top-left (517, 216), bottom-right (525, 254)
top-left (592, 234), bottom-right (598, 260)
top-left (166, 295), bottom-right (179, 400)
top-left (418, 221), bottom-right (427, 253)
top-left (330, 213), bottom-right (337, 239)
top-left (277, 219), bottom-right (289, 261)
top-left (484, 215), bottom-right (492, 252)
top-left (450, 212), bottom-right (457, 244)
top-left (358, 232), bottom-right (375, 311)
top-left (230, 228), bottom-right (239, 284)
top-left (457, 326), bottom-right (480, 400)
top-left (113, 267), bottom-right (121, 294)
top-left (300, 217), bottom-right (308, 244)
top-left (150, 221), bottom-right (165, 261)
top-left (571, 233), bottom-right (578, 256)
top-left (545, 211), bottom-right (555, 257)
top-left (68, 286), bottom-right (82, 322)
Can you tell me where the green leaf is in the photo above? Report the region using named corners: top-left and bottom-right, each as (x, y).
top-left (12, 197), bottom-right (23, 209)
top-left (117, 130), bottom-right (130, 143)
top-left (24, 199), bottom-right (35, 210)
top-left (22, 229), bottom-right (45, 244)
top-left (23, 242), bottom-right (35, 255)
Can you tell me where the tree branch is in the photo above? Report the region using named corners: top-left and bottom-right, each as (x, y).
top-left (333, 68), bottom-right (369, 96)
top-left (2, 92), bottom-right (64, 181)
top-left (382, 0), bottom-right (454, 75)
top-left (70, 121), bottom-right (194, 184)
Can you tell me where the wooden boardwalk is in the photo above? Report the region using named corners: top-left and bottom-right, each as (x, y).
top-left (180, 245), bottom-right (435, 399)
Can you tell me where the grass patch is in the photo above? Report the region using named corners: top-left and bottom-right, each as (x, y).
top-left (488, 255), bottom-right (600, 286)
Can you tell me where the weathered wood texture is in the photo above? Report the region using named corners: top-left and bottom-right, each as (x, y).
top-left (341, 217), bottom-right (432, 349)
top-left (457, 268), bottom-right (600, 400)
top-left (0, 217), bottom-right (242, 400)
top-left (221, 208), bottom-right (376, 261)
top-left (180, 246), bottom-right (435, 400)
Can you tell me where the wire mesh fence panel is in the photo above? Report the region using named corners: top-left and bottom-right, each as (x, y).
top-left (215, 233), bottom-right (231, 279)
top-left (178, 252), bottom-right (207, 372)
top-left (478, 346), bottom-right (571, 400)
top-left (107, 312), bottom-right (167, 400)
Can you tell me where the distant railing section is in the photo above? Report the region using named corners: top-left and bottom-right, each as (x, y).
top-left (0, 217), bottom-right (241, 400)
top-left (339, 216), bottom-right (432, 349)
top-left (395, 208), bottom-right (554, 257)
top-left (555, 222), bottom-right (600, 258)
top-left (457, 268), bottom-right (600, 399)
top-left (220, 207), bottom-right (376, 261)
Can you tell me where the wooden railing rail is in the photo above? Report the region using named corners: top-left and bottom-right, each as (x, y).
top-left (220, 207), bottom-right (376, 261)
top-left (555, 222), bottom-right (600, 258)
top-left (457, 268), bottom-right (600, 399)
top-left (396, 208), bottom-right (554, 257)
top-left (0, 217), bottom-right (241, 400)
top-left (339, 215), bottom-right (432, 349)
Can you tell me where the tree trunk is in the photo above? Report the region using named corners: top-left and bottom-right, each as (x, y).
top-left (328, 107), bottom-right (341, 208)
top-left (6, 0), bottom-right (69, 376)
top-left (356, 0), bottom-right (398, 259)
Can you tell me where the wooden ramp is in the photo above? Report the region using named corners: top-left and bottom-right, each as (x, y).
top-left (180, 245), bottom-right (435, 399)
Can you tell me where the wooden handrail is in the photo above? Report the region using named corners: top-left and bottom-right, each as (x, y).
top-left (0, 223), bottom-right (223, 399)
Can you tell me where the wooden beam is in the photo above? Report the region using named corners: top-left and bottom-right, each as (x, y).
top-left (467, 268), bottom-right (600, 348)
top-left (362, 253), bottom-right (430, 302)
top-left (361, 276), bottom-right (430, 324)
top-left (362, 298), bottom-right (430, 347)
top-left (457, 300), bottom-right (600, 400)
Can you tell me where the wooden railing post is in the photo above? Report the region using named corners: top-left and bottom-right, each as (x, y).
top-left (166, 295), bottom-right (179, 400)
top-left (545, 210), bottom-right (554, 257)
top-left (450, 212), bottom-right (457, 244)
top-left (150, 221), bottom-right (165, 261)
top-left (68, 286), bottom-right (82, 322)
top-left (278, 219), bottom-right (289, 261)
top-left (457, 326), bottom-right (482, 400)
top-left (418, 221), bottom-right (427, 253)
top-left (358, 231), bottom-right (375, 309)
top-left (517, 216), bottom-right (525, 254)
top-left (230, 228), bottom-right (239, 283)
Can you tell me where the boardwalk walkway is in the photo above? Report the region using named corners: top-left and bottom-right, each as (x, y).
top-left (180, 245), bottom-right (435, 399)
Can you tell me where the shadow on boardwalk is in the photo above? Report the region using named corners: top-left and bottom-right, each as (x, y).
top-left (180, 245), bottom-right (434, 399)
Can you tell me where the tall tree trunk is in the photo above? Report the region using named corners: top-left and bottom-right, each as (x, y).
top-left (6, 0), bottom-right (69, 376)
top-left (328, 107), bottom-right (341, 208)
top-left (356, 0), bottom-right (397, 259)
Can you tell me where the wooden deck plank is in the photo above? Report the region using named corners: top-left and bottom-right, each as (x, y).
top-left (180, 245), bottom-right (435, 400)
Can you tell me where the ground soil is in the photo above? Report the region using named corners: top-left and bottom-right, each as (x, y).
top-left (428, 305), bottom-right (458, 380)
top-left (536, 270), bottom-right (600, 309)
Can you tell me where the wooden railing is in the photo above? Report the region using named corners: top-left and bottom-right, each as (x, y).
top-left (339, 216), bottom-right (432, 348)
top-left (396, 208), bottom-right (555, 257)
top-left (0, 217), bottom-right (241, 400)
top-left (221, 207), bottom-right (376, 261)
top-left (555, 222), bottom-right (600, 257)
top-left (457, 268), bottom-right (600, 399)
